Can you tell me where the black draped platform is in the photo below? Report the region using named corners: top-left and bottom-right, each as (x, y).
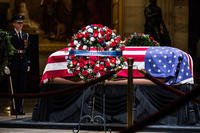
top-left (32, 83), bottom-right (200, 127)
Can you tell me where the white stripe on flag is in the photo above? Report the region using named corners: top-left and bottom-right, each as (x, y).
top-left (49, 50), bottom-right (68, 57)
top-left (122, 62), bottom-right (145, 69)
top-left (123, 50), bottom-right (147, 55)
top-left (43, 62), bottom-right (68, 74)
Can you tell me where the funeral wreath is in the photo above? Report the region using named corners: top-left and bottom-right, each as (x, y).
top-left (66, 24), bottom-right (125, 81)
top-left (124, 32), bottom-right (160, 46)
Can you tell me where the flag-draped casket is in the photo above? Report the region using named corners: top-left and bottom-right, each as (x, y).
top-left (32, 46), bottom-right (197, 125)
top-left (41, 46), bottom-right (194, 85)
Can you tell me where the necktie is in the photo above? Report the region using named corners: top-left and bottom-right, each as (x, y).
top-left (18, 32), bottom-right (22, 40)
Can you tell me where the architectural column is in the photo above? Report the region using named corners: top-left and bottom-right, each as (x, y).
top-left (111, 0), bottom-right (124, 37)
top-left (157, 0), bottom-right (188, 51)
top-left (157, 0), bottom-right (175, 44)
top-left (123, 0), bottom-right (146, 37)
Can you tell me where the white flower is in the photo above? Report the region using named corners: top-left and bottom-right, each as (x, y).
top-left (74, 40), bottom-right (78, 45)
top-left (76, 67), bottom-right (80, 70)
top-left (98, 33), bottom-right (102, 38)
top-left (85, 25), bottom-right (90, 29)
top-left (96, 72), bottom-right (101, 77)
top-left (88, 68), bottom-right (93, 73)
top-left (112, 32), bottom-right (116, 36)
top-left (90, 37), bottom-right (95, 42)
top-left (109, 48), bottom-right (113, 51)
top-left (69, 62), bottom-right (73, 67)
top-left (68, 47), bottom-right (72, 51)
top-left (79, 75), bottom-right (84, 79)
top-left (68, 69), bottom-right (73, 74)
top-left (106, 42), bottom-right (110, 47)
top-left (83, 38), bottom-right (86, 41)
top-left (83, 45), bottom-right (87, 50)
top-left (87, 28), bottom-right (93, 33)
top-left (77, 42), bottom-right (81, 47)
top-left (110, 63), bottom-right (115, 67)
top-left (116, 59), bottom-right (121, 65)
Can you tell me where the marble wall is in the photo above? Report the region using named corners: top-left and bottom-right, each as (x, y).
top-left (124, 0), bottom-right (146, 36)
top-left (173, 0), bottom-right (188, 51)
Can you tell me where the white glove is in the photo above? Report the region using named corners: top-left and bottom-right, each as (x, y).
top-left (4, 66), bottom-right (10, 75)
top-left (27, 66), bottom-right (30, 72)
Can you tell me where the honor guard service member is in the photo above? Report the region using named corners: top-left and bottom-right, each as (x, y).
top-left (9, 14), bottom-right (30, 115)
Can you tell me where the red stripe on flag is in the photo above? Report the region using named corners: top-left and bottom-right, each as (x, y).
top-left (40, 69), bottom-right (73, 84)
top-left (123, 55), bottom-right (145, 62)
top-left (117, 69), bottom-right (144, 77)
top-left (47, 55), bottom-right (66, 63)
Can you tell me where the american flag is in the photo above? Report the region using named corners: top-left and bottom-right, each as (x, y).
top-left (40, 46), bottom-right (194, 85)
top-left (145, 47), bottom-right (194, 85)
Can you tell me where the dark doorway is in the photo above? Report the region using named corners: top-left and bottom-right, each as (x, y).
top-left (189, 0), bottom-right (200, 81)
top-left (71, 0), bottom-right (112, 35)
top-left (40, 0), bottom-right (111, 41)
top-left (0, 3), bottom-right (9, 30)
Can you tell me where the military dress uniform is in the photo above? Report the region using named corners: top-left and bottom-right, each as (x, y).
top-left (9, 15), bottom-right (30, 115)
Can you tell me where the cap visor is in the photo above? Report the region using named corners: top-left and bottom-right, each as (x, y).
top-left (16, 20), bottom-right (24, 23)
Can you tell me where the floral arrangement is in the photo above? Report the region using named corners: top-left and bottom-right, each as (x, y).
top-left (124, 32), bottom-right (160, 46)
top-left (66, 24), bottom-right (125, 81)
top-left (0, 29), bottom-right (15, 81)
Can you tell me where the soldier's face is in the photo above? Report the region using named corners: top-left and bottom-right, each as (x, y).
top-left (13, 21), bottom-right (24, 31)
